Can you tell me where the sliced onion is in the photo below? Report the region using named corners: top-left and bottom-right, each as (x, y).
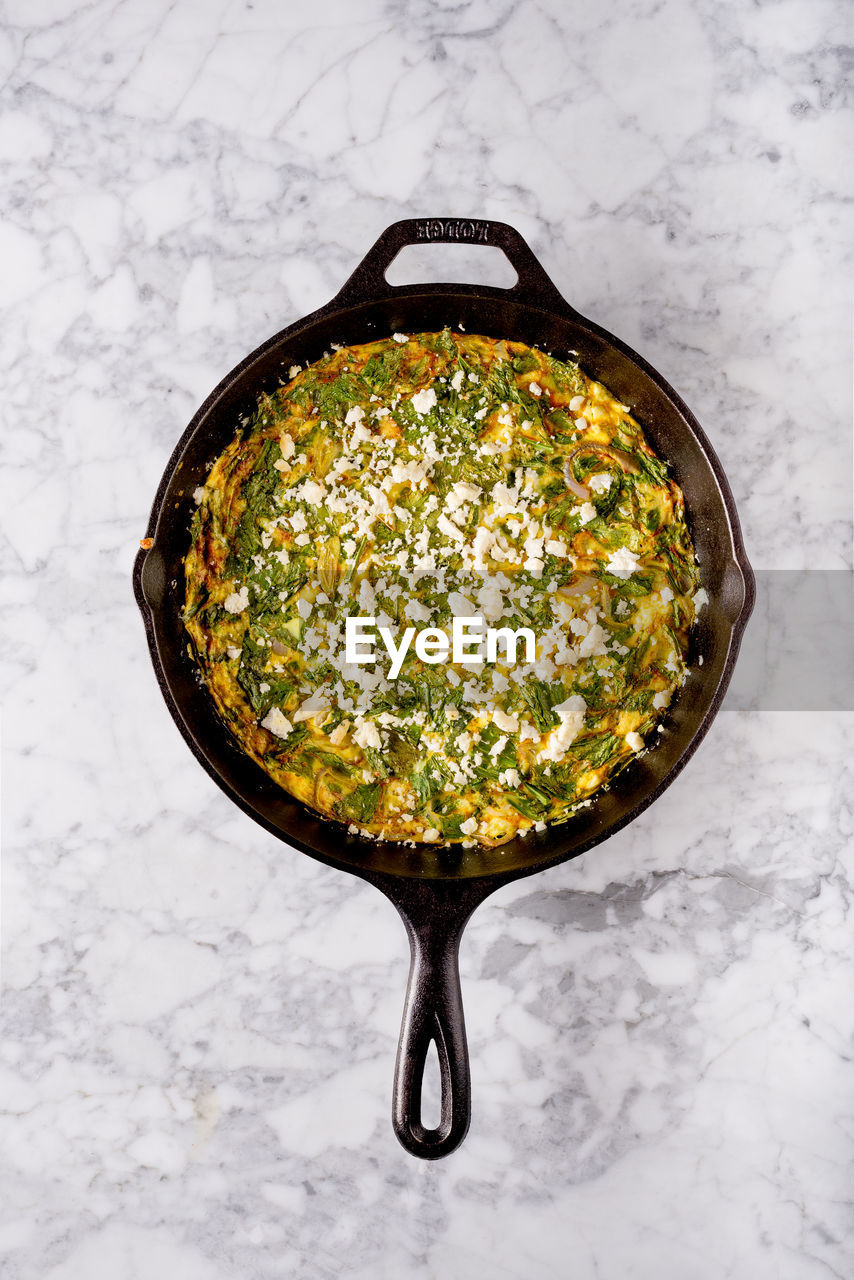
top-left (557, 574), bottom-right (599, 598)
top-left (565, 442), bottom-right (640, 475)
top-left (562, 465), bottom-right (590, 500)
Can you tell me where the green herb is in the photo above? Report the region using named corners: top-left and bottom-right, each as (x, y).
top-left (569, 733), bottom-right (621, 767)
top-left (593, 479), bottom-right (624, 521)
top-left (568, 732), bottom-right (621, 768)
top-left (310, 372), bottom-right (370, 420)
top-left (507, 792), bottom-right (544, 820)
top-left (545, 354), bottom-right (584, 395)
top-left (519, 681), bottom-right (560, 733)
top-left (474, 723), bottom-right (518, 778)
top-left (411, 758), bottom-right (450, 804)
top-left (431, 327), bottom-right (458, 358)
top-left (385, 732), bottom-right (420, 775)
top-left (363, 746), bottom-right (390, 779)
top-left (340, 782), bottom-right (382, 823)
top-left (622, 690), bottom-right (653, 713)
top-left (344, 536), bottom-right (367, 582)
top-left (512, 350), bottom-right (539, 375)
top-left (546, 409), bottom-right (574, 437)
top-left (361, 348), bottom-right (403, 392)
top-left (632, 449), bottom-right (669, 486)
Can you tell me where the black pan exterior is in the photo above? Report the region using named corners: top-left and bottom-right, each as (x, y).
top-left (135, 219), bottom-right (753, 894)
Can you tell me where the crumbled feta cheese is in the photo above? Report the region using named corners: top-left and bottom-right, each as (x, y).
top-left (528, 382), bottom-right (542, 397)
top-left (626, 731), bottom-right (644, 752)
top-left (358, 579), bottom-right (376, 612)
top-left (438, 513), bottom-right (464, 543)
top-left (471, 526), bottom-right (494, 567)
top-left (652, 691), bottom-right (671, 710)
top-left (476, 583), bottom-right (503, 622)
top-left (459, 817), bottom-right (478, 836)
top-left (279, 433), bottom-right (296, 460)
top-left (260, 707), bottom-right (293, 738)
top-left (577, 502), bottom-right (596, 526)
top-left (407, 599), bottom-right (433, 623)
top-left (296, 597), bottom-right (312, 619)
top-left (450, 369), bottom-right (465, 392)
top-left (693, 587), bottom-right (709, 610)
top-left (411, 387), bottom-right (437, 415)
top-left (350, 421), bottom-right (372, 446)
top-left (328, 720), bottom-right (350, 745)
top-left (447, 591), bottom-right (477, 616)
top-left (540, 694), bottom-right (586, 763)
top-left (344, 406), bottom-right (365, 427)
top-left (569, 395), bottom-right (586, 413)
top-left (226, 646), bottom-right (241, 660)
top-left (492, 707), bottom-right (519, 734)
top-left (390, 459), bottom-right (429, 486)
top-left (193, 486), bottom-right (205, 504)
top-left (223, 586), bottom-right (250, 614)
top-left (577, 623), bottom-right (609, 658)
top-left (553, 694), bottom-right (586, 728)
top-left (588, 472), bottom-right (611, 493)
top-left (446, 481), bottom-right (481, 511)
top-left (293, 690), bottom-right (330, 723)
top-left (392, 333), bottom-right (408, 344)
top-left (606, 546), bottom-right (642, 579)
top-left (353, 718), bottom-right (381, 750)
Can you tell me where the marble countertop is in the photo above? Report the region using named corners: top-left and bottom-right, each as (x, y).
top-left (2, 1), bottom-right (852, 1276)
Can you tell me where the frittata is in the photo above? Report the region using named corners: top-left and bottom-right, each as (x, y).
top-left (183, 329), bottom-right (705, 847)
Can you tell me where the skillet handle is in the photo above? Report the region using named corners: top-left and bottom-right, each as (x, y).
top-left (389, 879), bottom-right (489, 1159)
top-left (330, 217), bottom-right (576, 316)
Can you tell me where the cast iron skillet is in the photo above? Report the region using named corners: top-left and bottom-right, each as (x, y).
top-left (134, 217), bottom-right (754, 1159)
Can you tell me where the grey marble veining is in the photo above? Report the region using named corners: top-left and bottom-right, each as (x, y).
top-left (1, 1), bottom-right (852, 1277)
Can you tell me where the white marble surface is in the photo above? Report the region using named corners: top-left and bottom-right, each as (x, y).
top-left (1, 1), bottom-right (853, 1277)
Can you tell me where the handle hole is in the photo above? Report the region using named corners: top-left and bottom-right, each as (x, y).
top-left (385, 243), bottom-right (518, 290)
top-left (420, 1036), bottom-right (443, 1132)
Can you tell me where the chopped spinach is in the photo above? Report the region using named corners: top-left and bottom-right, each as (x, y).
top-left (340, 782), bottom-right (382, 823)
